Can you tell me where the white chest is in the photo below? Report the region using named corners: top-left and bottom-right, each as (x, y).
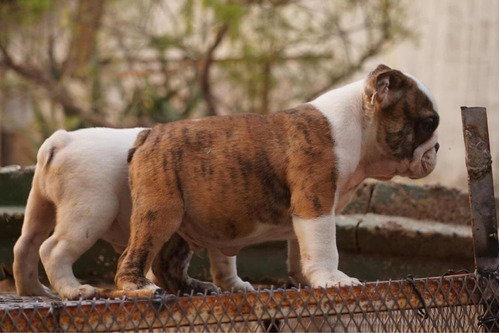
top-left (309, 80), bottom-right (365, 213)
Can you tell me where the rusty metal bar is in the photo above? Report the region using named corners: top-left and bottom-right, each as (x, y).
top-left (461, 106), bottom-right (499, 333)
top-left (461, 107), bottom-right (498, 274)
top-left (0, 274), bottom-right (488, 332)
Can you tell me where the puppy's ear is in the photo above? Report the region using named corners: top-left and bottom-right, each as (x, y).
top-left (364, 64), bottom-right (408, 110)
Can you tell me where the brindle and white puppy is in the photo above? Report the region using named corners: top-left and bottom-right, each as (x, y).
top-left (13, 128), bottom-right (239, 300)
top-left (115, 65), bottom-right (440, 292)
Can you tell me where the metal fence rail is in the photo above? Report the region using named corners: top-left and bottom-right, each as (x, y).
top-left (0, 273), bottom-right (497, 332)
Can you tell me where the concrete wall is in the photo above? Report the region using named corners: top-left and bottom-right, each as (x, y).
top-left (363, 0), bottom-right (499, 194)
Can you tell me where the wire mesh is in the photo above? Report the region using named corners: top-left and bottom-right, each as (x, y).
top-left (0, 273), bottom-right (497, 332)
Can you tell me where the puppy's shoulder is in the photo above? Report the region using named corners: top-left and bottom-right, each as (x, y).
top-left (274, 104), bottom-right (334, 148)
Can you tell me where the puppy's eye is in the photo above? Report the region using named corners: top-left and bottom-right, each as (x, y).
top-left (420, 117), bottom-right (438, 134)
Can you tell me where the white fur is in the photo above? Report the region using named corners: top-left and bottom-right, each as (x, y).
top-left (292, 215), bottom-right (360, 287)
top-left (302, 73), bottom-right (439, 287)
top-left (310, 80), bottom-right (365, 196)
top-left (14, 128), bottom-right (143, 299)
top-left (13, 127), bottom-right (241, 299)
top-left (311, 75), bottom-right (439, 201)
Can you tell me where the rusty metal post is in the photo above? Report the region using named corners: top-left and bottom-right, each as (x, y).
top-left (461, 106), bottom-right (499, 332)
top-left (461, 107), bottom-right (498, 273)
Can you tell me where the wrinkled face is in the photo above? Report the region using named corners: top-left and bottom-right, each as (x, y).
top-left (365, 65), bottom-right (439, 179)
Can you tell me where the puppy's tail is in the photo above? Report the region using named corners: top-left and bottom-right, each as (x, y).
top-left (127, 128), bottom-right (152, 164)
top-left (36, 129), bottom-right (70, 170)
top-left (12, 132), bottom-right (67, 297)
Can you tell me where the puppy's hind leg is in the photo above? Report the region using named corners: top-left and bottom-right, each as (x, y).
top-left (149, 233), bottom-right (218, 295)
top-left (115, 189), bottom-right (184, 293)
top-left (13, 187), bottom-right (56, 297)
top-left (39, 199), bottom-right (119, 300)
top-left (207, 248), bottom-right (254, 292)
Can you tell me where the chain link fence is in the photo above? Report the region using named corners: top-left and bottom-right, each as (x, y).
top-left (1, 273), bottom-right (497, 332)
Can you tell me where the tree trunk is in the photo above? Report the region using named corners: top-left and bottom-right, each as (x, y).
top-left (62, 0), bottom-right (105, 79)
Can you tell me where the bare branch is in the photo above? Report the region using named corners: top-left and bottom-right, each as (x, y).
top-left (47, 33), bottom-right (61, 80)
top-left (94, 53), bottom-right (333, 71)
top-left (304, 3), bottom-right (395, 101)
top-left (304, 41), bottom-right (387, 101)
top-left (0, 43), bottom-right (113, 127)
top-left (198, 24), bottom-right (229, 116)
top-left (260, 61), bottom-right (272, 114)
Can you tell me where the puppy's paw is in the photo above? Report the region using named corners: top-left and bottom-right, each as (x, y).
top-left (184, 278), bottom-right (219, 294)
top-left (330, 276), bottom-right (362, 287)
top-left (120, 279), bottom-right (159, 292)
top-left (217, 278), bottom-right (254, 292)
top-left (116, 274), bottom-right (159, 291)
top-left (310, 271), bottom-right (361, 289)
top-left (60, 284), bottom-right (98, 300)
top-left (115, 281), bottom-right (163, 300)
top-left (231, 280), bottom-right (254, 292)
top-left (77, 284), bottom-right (99, 299)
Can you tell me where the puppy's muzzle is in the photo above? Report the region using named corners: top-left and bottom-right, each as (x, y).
top-left (408, 132), bottom-right (439, 179)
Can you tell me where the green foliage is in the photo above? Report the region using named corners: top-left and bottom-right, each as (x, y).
top-left (202, 0), bottom-right (247, 39)
top-left (181, 0), bottom-right (196, 36)
top-left (149, 35), bottom-right (177, 52)
top-left (0, 0), bottom-right (54, 27)
top-left (18, 0), bottom-right (52, 13)
top-left (1, 0), bottom-right (412, 156)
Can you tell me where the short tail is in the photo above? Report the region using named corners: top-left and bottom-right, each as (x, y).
top-left (127, 128), bottom-right (152, 163)
top-left (36, 129), bottom-right (70, 169)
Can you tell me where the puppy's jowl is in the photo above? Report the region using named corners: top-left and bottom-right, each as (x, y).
top-left (116, 65), bottom-right (440, 292)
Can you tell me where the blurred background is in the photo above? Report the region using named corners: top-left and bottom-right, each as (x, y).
top-left (0, 0), bottom-right (498, 193)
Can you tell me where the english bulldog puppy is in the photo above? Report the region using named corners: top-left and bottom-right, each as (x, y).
top-left (13, 128), bottom-right (237, 300)
top-left (115, 64), bottom-right (439, 292)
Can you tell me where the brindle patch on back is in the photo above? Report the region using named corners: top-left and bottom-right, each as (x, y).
top-left (131, 104), bottom-right (337, 245)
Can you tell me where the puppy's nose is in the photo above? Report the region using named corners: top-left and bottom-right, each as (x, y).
top-left (434, 142), bottom-right (440, 152)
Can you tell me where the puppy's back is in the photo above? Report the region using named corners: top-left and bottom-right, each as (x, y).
top-left (36, 128), bottom-right (144, 202)
top-left (128, 106), bottom-right (336, 240)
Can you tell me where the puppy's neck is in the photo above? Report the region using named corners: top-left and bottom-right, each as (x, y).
top-left (310, 80), bottom-right (365, 182)
top-left (311, 79), bottom-right (389, 178)
top-left (310, 79), bottom-right (399, 196)
top-left (358, 121), bottom-right (399, 180)
top-left (311, 80), bottom-right (365, 128)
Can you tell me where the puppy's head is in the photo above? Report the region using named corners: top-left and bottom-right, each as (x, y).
top-left (363, 64), bottom-right (439, 179)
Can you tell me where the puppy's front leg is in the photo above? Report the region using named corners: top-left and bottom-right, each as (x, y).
top-left (292, 215), bottom-right (360, 288)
